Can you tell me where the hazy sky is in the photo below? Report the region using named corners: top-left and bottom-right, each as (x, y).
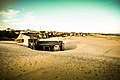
top-left (0, 0), bottom-right (120, 33)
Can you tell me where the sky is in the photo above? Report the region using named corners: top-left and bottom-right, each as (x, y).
top-left (0, 0), bottom-right (120, 33)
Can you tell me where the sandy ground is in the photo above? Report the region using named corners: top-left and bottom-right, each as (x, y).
top-left (0, 35), bottom-right (120, 80)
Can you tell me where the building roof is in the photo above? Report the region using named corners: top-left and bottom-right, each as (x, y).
top-left (17, 33), bottom-right (39, 39)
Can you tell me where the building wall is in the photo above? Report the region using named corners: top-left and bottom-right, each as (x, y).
top-left (23, 35), bottom-right (30, 46)
top-left (16, 34), bottom-right (30, 46)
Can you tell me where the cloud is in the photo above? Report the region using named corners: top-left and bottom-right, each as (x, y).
top-left (2, 11), bottom-right (40, 26)
top-left (2, 19), bottom-right (21, 23)
top-left (0, 9), bottom-right (19, 18)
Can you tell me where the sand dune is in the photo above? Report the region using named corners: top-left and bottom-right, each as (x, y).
top-left (0, 35), bottom-right (120, 80)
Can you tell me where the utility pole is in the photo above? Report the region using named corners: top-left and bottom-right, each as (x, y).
top-left (40, 26), bottom-right (41, 31)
